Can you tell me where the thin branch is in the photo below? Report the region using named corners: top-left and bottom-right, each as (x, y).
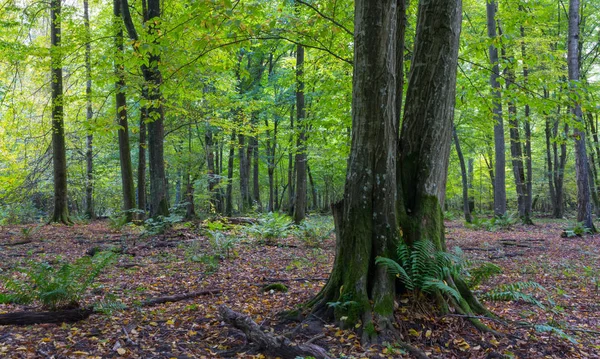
top-left (296, 0), bottom-right (353, 37)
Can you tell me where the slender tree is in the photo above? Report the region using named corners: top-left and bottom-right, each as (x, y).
top-left (83, 0), bottom-right (94, 220)
top-left (49, 0), bottom-right (71, 224)
top-left (487, 0), bottom-right (506, 217)
top-left (453, 125), bottom-right (472, 223)
top-left (114, 0), bottom-right (136, 222)
top-left (294, 43), bottom-right (307, 224)
top-left (121, 0), bottom-right (169, 217)
top-left (568, 0), bottom-right (595, 230)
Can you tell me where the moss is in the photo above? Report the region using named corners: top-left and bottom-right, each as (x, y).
top-left (363, 322), bottom-right (376, 336)
top-left (373, 294), bottom-right (394, 316)
top-left (262, 283), bottom-right (288, 293)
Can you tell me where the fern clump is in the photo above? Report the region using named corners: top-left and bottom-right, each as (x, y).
top-left (246, 212), bottom-right (292, 244)
top-left (376, 240), bottom-right (462, 301)
top-left (0, 251), bottom-right (115, 310)
top-left (561, 222), bottom-right (593, 238)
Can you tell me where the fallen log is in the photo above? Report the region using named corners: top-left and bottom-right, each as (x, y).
top-left (219, 305), bottom-right (331, 359)
top-left (216, 217), bottom-right (258, 225)
top-left (0, 289), bottom-right (221, 326)
top-left (142, 289), bottom-right (221, 307)
top-left (1, 239), bottom-right (33, 247)
top-left (0, 307), bottom-right (93, 326)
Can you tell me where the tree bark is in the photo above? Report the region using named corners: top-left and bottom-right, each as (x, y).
top-left (520, 21), bottom-right (534, 222)
top-left (49, 0), bottom-right (71, 224)
top-left (226, 131), bottom-right (236, 216)
top-left (453, 126), bottom-right (472, 223)
top-left (568, 0), bottom-right (595, 230)
top-left (137, 87), bottom-right (148, 219)
top-left (487, 0), bottom-right (506, 217)
top-left (114, 0), bottom-right (136, 222)
top-left (308, 0), bottom-right (464, 344)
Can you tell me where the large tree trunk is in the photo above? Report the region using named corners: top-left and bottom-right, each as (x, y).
top-left (294, 44), bottom-right (307, 224)
top-left (453, 126), bottom-right (472, 223)
top-left (49, 0), bottom-right (71, 224)
top-left (309, 0), bottom-right (464, 343)
top-left (520, 21), bottom-right (534, 222)
top-left (114, 0), bottom-right (136, 222)
top-left (487, 0), bottom-right (506, 217)
top-left (83, 0), bottom-right (95, 220)
top-left (568, 0), bottom-right (595, 230)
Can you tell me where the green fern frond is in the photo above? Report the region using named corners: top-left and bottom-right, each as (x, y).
top-left (375, 256), bottom-right (414, 290)
top-left (534, 324), bottom-right (577, 344)
top-left (422, 279), bottom-right (462, 301)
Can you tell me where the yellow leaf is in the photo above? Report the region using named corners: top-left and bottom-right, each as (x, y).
top-left (408, 328), bottom-right (421, 337)
top-left (149, 322), bottom-right (158, 326)
top-left (166, 319), bottom-right (175, 325)
top-left (72, 351), bottom-right (89, 355)
top-left (453, 338), bottom-right (470, 351)
top-left (117, 348), bottom-right (126, 355)
top-left (425, 330), bottom-right (432, 339)
top-left (490, 338), bottom-right (500, 346)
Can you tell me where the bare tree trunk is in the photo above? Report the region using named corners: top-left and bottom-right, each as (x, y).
top-left (251, 136), bottom-right (262, 210)
top-left (520, 22), bottom-right (534, 222)
top-left (568, 0), bottom-right (595, 230)
top-left (83, 0), bottom-right (95, 220)
top-left (287, 105), bottom-right (295, 215)
top-left (487, 0), bottom-right (506, 217)
top-left (307, 164), bottom-right (318, 211)
top-left (49, 0), bottom-right (71, 224)
top-left (453, 126), bottom-right (472, 223)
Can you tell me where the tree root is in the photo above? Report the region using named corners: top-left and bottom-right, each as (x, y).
top-left (219, 305), bottom-right (331, 359)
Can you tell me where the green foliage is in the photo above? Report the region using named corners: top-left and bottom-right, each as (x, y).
top-left (108, 213), bottom-right (130, 231)
top-left (482, 281), bottom-right (548, 309)
top-left (0, 203), bottom-right (42, 225)
top-left (293, 216), bottom-right (334, 248)
top-left (376, 240), bottom-right (462, 301)
top-left (20, 224), bottom-right (42, 239)
top-left (207, 230), bottom-right (239, 259)
top-left (465, 213), bottom-right (516, 232)
top-left (534, 324), bottom-right (577, 344)
top-left (562, 222), bottom-right (593, 237)
top-left (93, 294), bottom-right (127, 316)
top-left (144, 214), bottom-right (184, 235)
top-left (467, 262), bottom-right (503, 288)
top-left (262, 283), bottom-right (288, 293)
top-left (246, 212), bottom-right (292, 244)
top-left (0, 251), bottom-right (115, 310)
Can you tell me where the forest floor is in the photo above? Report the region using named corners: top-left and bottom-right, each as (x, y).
top-left (0, 216), bottom-right (599, 358)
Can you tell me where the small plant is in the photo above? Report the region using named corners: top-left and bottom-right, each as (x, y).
top-left (20, 224), bottom-right (42, 239)
top-left (108, 212), bottom-right (129, 231)
top-left (144, 214), bottom-right (184, 235)
top-left (0, 251), bottom-right (116, 310)
top-left (207, 230), bottom-right (239, 259)
top-left (483, 281), bottom-right (548, 309)
top-left (293, 217), bottom-right (333, 248)
top-left (561, 222), bottom-right (593, 238)
top-left (490, 212), bottom-right (516, 231)
top-left (246, 212), bottom-right (292, 244)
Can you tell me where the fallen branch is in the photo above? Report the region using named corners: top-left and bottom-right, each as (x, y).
top-left (219, 305), bottom-right (331, 359)
top-left (0, 307), bottom-right (93, 326)
top-left (1, 239), bottom-right (33, 247)
top-left (142, 289), bottom-right (221, 307)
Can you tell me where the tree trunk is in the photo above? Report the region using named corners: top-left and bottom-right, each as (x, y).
top-left (121, 0), bottom-right (168, 218)
top-left (137, 87), bottom-right (148, 219)
top-left (83, 0), bottom-right (95, 220)
top-left (206, 129), bottom-right (220, 213)
top-left (294, 44), bottom-right (307, 224)
top-left (568, 0), bottom-right (595, 230)
top-left (307, 164), bottom-right (318, 211)
top-left (287, 106), bottom-right (295, 215)
top-left (49, 0), bottom-right (71, 224)
top-left (467, 158), bottom-right (475, 212)
top-left (520, 21), bottom-right (534, 222)
top-left (114, 0), bottom-right (136, 222)
top-left (226, 131), bottom-right (236, 216)
top-left (487, 0), bottom-right (506, 217)
top-left (309, 0), bottom-right (465, 343)
top-left (453, 126), bottom-right (472, 223)
top-left (251, 136), bottom-right (262, 210)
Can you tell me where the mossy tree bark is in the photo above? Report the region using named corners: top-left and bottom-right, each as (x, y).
top-left (49, 0), bottom-right (71, 225)
top-left (308, 0), bottom-right (470, 343)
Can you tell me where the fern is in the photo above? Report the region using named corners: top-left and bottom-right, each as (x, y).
top-left (468, 262), bottom-right (502, 287)
top-left (483, 281), bottom-right (547, 309)
top-left (376, 239), bottom-right (460, 298)
top-left (534, 324), bottom-right (577, 344)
